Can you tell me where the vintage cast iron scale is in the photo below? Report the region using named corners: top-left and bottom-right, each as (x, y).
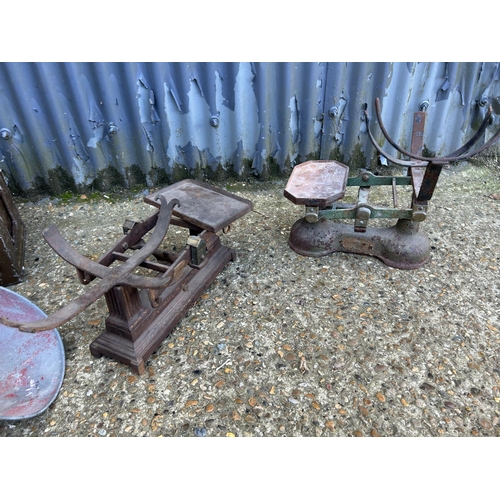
top-left (2, 99), bottom-right (500, 377)
top-left (285, 98), bottom-right (500, 269)
top-left (1, 180), bottom-right (252, 374)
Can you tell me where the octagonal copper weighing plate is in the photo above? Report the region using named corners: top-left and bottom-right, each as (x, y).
top-left (284, 160), bottom-right (349, 208)
top-left (0, 286), bottom-right (65, 420)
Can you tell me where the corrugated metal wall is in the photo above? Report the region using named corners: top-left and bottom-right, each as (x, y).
top-left (1, 62), bottom-right (499, 196)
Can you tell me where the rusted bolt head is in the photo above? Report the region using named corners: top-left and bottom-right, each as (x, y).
top-left (479, 96), bottom-right (489, 107)
top-left (329, 107), bottom-right (339, 118)
top-left (362, 173), bottom-right (370, 182)
top-left (1, 128), bottom-right (12, 140)
top-left (108, 123), bottom-right (118, 135)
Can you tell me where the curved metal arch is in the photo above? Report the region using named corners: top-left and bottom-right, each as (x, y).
top-left (367, 98), bottom-right (500, 164)
top-left (363, 105), bottom-right (433, 168)
top-left (0, 195), bottom-right (180, 333)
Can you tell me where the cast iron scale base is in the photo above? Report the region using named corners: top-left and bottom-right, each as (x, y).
top-left (285, 99), bottom-right (500, 269)
top-left (1, 180), bottom-right (252, 374)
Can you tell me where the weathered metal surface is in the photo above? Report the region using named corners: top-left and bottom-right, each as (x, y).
top-left (0, 170), bottom-right (25, 285)
top-left (410, 111), bottom-right (426, 157)
top-left (367, 97), bottom-right (500, 202)
top-left (90, 235), bottom-right (236, 374)
top-left (1, 62), bottom-right (499, 196)
top-left (0, 180), bottom-right (253, 373)
top-left (372, 97), bottom-right (500, 163)
top-left (285, 97), bottom-right (500, 269)
top-left (346, 171), bottom-right (412, 187)
top-left (288, 218), bottom-right (430, 269)
top-left (409, 111), bottom-right (427, 196)
top-left (0, 286), bottom-right (65, 420)
top-left (0, 196), bottom-right (179, 333)
top-left (322, 205), bottom-right (413, 221)
top-left (144, 179), bottom-right (253, 232)
top-left (284, 160), bottom-right (349, 208)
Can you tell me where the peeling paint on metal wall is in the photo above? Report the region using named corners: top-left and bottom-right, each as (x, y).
top-left (0, 62), bottom-right (499, 196)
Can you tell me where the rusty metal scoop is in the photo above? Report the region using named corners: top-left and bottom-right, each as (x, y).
top-left (285, 98), bottom-right (500, 269)
top-left (0, 180), bottom-right (252, 374)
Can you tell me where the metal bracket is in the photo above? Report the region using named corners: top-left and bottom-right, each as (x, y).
top-left (354, 206), bottom-right (371, 232)
top-left (411, 203), bottom-right (427, 222)
top-left (187, 235), bottom-right (207, 265)
top-left (122, 219), bottom-right (140, 234)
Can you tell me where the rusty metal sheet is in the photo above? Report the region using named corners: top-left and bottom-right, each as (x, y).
top-left (410, 167), bottom-right (426, 199)
top-left (0, 170), bottom-right (25, 286)
top-left (284, 161), bottom-right (349, 208)
top-left (144, 180), bottom-right (253, 233)
top-left (411, 111), bottom-right (426, 156)
top-left (0, 286), bottom-right (65, 420)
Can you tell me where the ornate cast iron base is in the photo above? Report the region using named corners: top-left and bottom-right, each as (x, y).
top-left (89, 236), bottom-right (235, 374)
top-left (288, 218), bottom-right (430, 270)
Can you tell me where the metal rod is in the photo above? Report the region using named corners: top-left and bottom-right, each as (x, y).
top-left (392, 177), bottom-right (398, 208)
top-left (358, 186), bottom-right (370, 204)
top-left (111, 251), bottom-right (171, 273)
top-left (416, 163), bottom-right (444, 203)
top-left (321, 206), bottom-right (412, 220)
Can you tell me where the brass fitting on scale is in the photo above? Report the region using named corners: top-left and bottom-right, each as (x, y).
top-left (304, 206), bottom-right (319, 223)
top-left (411, 203), bottom-right (427, 222)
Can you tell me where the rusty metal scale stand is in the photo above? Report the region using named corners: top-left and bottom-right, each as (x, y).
top-left (285, 98), bottom-right (500, 269)
top-left (0, 180), bottom-right (253, 374)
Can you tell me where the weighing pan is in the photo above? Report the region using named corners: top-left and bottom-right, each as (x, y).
top-left (0, 286), bottom-right (65, 420)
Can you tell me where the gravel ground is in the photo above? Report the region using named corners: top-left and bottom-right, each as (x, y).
top-left (1, 161), bottom-right (500, 438)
